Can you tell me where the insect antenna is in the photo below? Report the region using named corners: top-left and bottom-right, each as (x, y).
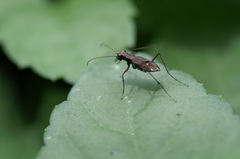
top-left (87, 44), bottom-right (118, 66)
top-left (87, 55), bottom-right (116, 66)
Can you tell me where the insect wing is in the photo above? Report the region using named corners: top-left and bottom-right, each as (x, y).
top-left (132, 56), bottom-right (160, 72)
top-left (141, 61), bottom-right (159, 72)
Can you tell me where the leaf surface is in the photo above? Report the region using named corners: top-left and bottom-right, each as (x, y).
top-left (37, 53), bottom-right (240, 159)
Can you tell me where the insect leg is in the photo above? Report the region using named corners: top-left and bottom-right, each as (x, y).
top-left (121, 63), bottom-right (130, 97)
top-left (130, 46), bottom-right (152, 55)
top-left (148, 72), bottom-right (176, 102)
top-left (152, 53), bottom-right (188, 86)
top-left (151, 53), bottom-right (160, 61)
top-left (132, 46), bottom-right (152, 51)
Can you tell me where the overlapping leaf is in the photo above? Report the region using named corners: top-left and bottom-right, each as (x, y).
top-left (0, 0), bottom-right (136, 83)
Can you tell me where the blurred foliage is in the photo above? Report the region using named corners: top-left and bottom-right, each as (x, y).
top-left (0, 0), bottom-right (240, 158)
top-left (134, 0), bottom-right (240, 47)
top-left (0, 0), bottom-right (135, 83)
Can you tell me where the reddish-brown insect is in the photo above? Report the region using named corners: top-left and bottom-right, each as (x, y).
top-left (87, 44), bottom-right (187, 101)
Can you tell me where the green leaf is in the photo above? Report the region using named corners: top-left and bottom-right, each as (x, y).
top-left (0, 0), bottom-right (136, 83)
top-left (37, 53), bottom-right (240, 159)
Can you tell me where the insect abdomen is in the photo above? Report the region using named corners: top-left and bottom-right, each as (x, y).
top-left (133, 61), bottom-right (160, 72)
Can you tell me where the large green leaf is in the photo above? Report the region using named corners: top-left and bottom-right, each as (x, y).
top-left (0, 0), bottom-right (136, 83)
top-left (37, 53), bottom-right (240, 159)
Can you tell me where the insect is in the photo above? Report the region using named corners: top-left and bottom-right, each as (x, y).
top-left (87, 44), bottom-right (187, 101)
